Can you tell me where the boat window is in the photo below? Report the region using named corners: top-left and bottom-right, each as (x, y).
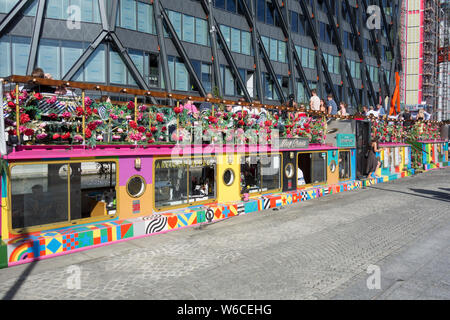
top-left (154, 158), bottom-right (216, 208)
top-left (240, 154), bottom-right (281, 194)
top-left (10, 161), bottom-right (117, 231)
top-left (298, 152), bottom-right (327, 186)
top-left (339, 151), bottom-right (351, 180)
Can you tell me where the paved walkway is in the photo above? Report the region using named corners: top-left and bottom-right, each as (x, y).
top-left (0, 168), bottom-right (449, 300)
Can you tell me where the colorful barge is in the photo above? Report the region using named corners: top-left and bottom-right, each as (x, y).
top-left (0, 76), bottom-right (448, 269)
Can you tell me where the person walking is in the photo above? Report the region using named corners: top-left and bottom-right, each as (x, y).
top-left (327, 94), bottom-right (338, 115)
top-left (366, 138), bottom-right (382, 178)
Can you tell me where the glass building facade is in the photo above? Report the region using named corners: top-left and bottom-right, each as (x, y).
top-left (0, 0), bottom-right (400, 109)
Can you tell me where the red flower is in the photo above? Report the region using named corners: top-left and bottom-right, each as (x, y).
top-left (209, 116), bottom-right (218, 124)
top-left (93, 108), bottom-right (98, 115)
top-left (34, 93), bottom-right (43, 100)
top-left (48, 113), bottom-right (58, 120)
top-left (7, 101), bottom-right (15, 109)
top-left (24, 128), bottom-right (34, 137)
top-left (53, 133), bottom-right (61, 140)
top-left (306, 129), bottom-right (311, 134)
top-left (274, 114), bottom-right (279, 120)
top-left (127, 101), bottom-right (135, 111)
top-left (20, 113), bottom-right (30, 124)
top-left (85, 107), bottom-right (93, 117)
top-left (76, 106), bottom-right (84, 116)
top-left (85, 128), bottom-right (92, 139)
top-left (87, 122), bottom-right (97, 130)
top-left (148, 139), bottom-right (155, 143)
top-left (146, 132), bottom-right (153, 138)
top-left (238, 120), bottom-right (245, 126)
top-left (137, 126), bottom-right (146, 133)
top-left (151, 126), bottom-right (157, 133)
top-left (62, 132), bottom-right (71, 140)
top-left (8, 129), bottom-right (16, 136)
top-left (156, 114), bottom-right (164, 122)
top-left (174, 106), bottom-right (183, 114)
top-left (264, 120), bottom-right (272, 127)
top-left (129, 121), bottom-right (138, 130)
top-left (161, 126), bottom-right (167, 132)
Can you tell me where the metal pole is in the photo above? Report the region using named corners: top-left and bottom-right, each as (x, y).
top-left (15, 84), bottom-right (20, 145)
top-left (82, 90), bottom-right (86, 144)
top-left (0, 79), bottom-right (6, 155)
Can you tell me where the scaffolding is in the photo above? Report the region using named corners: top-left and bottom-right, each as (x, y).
top-left (422, 0), bottom-right (440, 118)
top-left (438, 0), bottom-right (449, 121)
top-left (400, 0), bottom-right (407, 106)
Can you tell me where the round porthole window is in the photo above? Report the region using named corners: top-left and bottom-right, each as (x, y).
top-left (330, 160), bottom-right (337, 173)
top-left (285, 163), bottom-right (294, 178)
top-left (127, 175), bottom-right (146, 198)
top-left (223, 169), bottom-right (235, 186)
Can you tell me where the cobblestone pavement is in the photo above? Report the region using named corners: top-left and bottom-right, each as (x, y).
top-left (0, 168), bottom-right (449, 300)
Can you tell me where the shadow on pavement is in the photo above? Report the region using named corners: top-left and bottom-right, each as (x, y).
top-left (410, 188), bottom-right (450, 202)
top-left (367, 186), bottom-right (450, 203)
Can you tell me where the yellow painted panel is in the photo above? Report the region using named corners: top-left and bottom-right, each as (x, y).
top-left (1, 197), bottom-right (9, 240)
top-left (117, 184), bottom-right (154, 219)
top-left (217, 154), bottom-right (241, 203)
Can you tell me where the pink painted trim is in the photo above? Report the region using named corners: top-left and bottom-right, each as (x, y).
top-left (5, 144), bottom-right (338, 161)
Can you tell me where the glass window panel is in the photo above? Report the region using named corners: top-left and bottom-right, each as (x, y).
top-left (240, 155), bottom-right (261, 194)
top-left (201, 63), bottom-right (212, 93)
top-left (308, 49), bottom-right (315, 69)
top-left (23, 0), bottom-right (37, 16)
top-left (183, 14), bottom-right (195, 43)
top-left (269, 38), bottom-right (277, 61)
top-left (37, 39), bottom-right (60, 80)
top-left (46, 0), bottom-right (63, 19)
top-left (137, 1), bottom-right (151, 33)
top-left (85, 44), bottom-right (105, 83)
top-left (12, 36), bottom-right (30, 76)
top-left (175, 59), bottom-right (188, 91)
top-left (231, 28), bottom-right (241, 53)
top-left (261, 36), bottom-right (269, 53)
top-left (241, 31), bottom-right (251, 55)
top-left (0, 38), bottom-right (11, 77)
top-left (220, 25), bottom-right (231, 49)
top-left (301, 47), bottom-right (308, 68)
top-left (93, 0), bottom-right (100, 23)
top-left (154, 159), bottom-right (188, 208)
top-left (339, 151), bottom-right (351, 180)
top-left (168, 56), bottom-right (175, 89)
top-left (278, 41), bottom-right (286, 63)
top-left (168, 10), bottom-right (182, 39)
top-left (226, 0), bottom-right (236, 13)
top-left (61, 41), bottom-right (83, 80)
top-left (224, 67), bottom-right (235, 96)
top-left (261, 155), bottom-right (281, 191)
top-left (110, 50), bottom-right (127, 84)
top-left (189, 158), bottom-right (216, 204)
top-left (334, 56), bottom-right (340, 74)
top-left (312, 152), bottom-right (327, 184)
top-left (11, 164), bottom-right (69, 229)
top-left (121, 0), bottom-right (136, 30)
top-left (127, 49), bottom-right (144, 86)
top-left (70, 162), bottom-right (117, 219)
top-left (195, 18), bottom-right (208, 46)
